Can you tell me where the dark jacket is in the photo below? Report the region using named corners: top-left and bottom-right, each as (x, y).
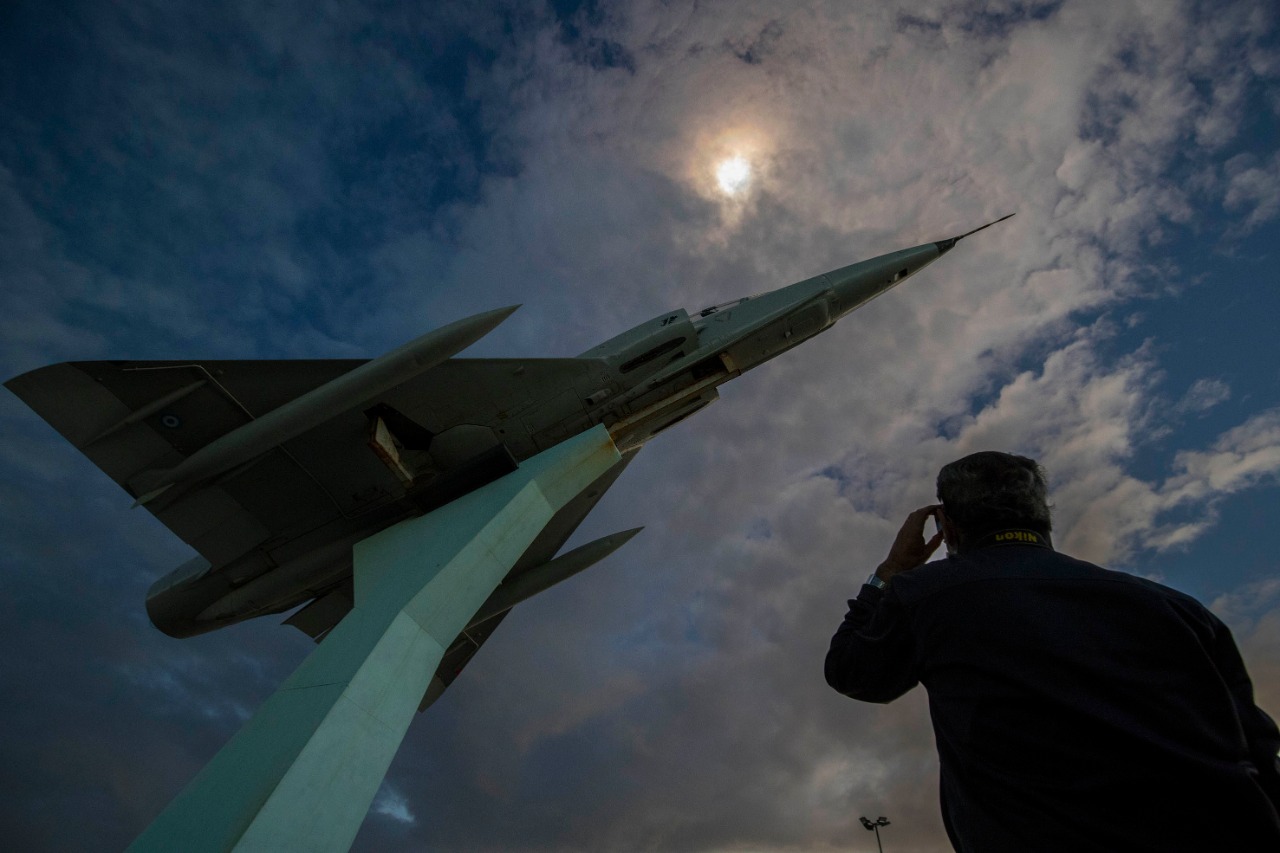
top-left (825, 536), bottom-right (1280, 852)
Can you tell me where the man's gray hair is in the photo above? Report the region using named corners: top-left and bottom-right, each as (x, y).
top-left (936, 451), bottom-right (1052, 537)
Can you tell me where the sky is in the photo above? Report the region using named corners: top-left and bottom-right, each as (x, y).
top-left (2, 0), bottom-right (1279, 850)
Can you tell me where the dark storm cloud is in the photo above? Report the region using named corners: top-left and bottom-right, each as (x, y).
top-left (0, 405), bottom-right (311, 850)
top-left (0, 3), bottom-right (551, 849)
top-left (0, 1), bottom-right (523, 363)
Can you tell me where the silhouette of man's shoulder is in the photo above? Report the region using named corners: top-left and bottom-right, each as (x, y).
top-left (892, 547), bottom-right (1212, 618)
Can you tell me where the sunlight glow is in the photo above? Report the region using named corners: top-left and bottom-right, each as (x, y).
top-left (716, 156), bottom-right (752, 195)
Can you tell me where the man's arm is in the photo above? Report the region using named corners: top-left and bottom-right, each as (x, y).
top-left (824, 585), bottom-right (919, 702)
top-left (824, 506), bottom-right (943, 703)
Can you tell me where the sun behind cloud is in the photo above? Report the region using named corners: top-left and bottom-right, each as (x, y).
top-left (716, 155), bottom-right (752, 195)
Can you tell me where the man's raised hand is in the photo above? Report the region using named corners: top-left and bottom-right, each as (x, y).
top-left (875, 505), bottom-right (945, 582)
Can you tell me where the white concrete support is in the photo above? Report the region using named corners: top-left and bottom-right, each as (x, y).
top-left (129, 425), bottom-right (621, 853)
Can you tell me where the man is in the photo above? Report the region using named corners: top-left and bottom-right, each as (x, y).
top-left (825, 451), bottom-right (1280, 851)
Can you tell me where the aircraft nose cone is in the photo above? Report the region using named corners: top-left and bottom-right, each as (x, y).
top-left (826, 243), bottom-right (945, 318)
top-left (937, 212), bottom-right (1015, 254)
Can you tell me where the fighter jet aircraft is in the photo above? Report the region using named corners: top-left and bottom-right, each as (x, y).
top-left (6, 215), bottom-right (1011, 709)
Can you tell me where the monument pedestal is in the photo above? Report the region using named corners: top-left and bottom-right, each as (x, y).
top-left (129, 425), bottom-right (621, 852)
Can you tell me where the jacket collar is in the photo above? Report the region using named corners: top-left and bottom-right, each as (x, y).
top-left (970, 528), bottom-right (1053, 551)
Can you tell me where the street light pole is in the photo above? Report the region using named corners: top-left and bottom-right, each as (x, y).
top-left (859, 815), bottom-right (891, 852)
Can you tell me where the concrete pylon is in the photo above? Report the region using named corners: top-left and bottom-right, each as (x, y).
top-left (129, 425), bottom-right (622, 852)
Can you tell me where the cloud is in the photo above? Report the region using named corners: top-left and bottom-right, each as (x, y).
top-left (1174, 377), bottom-right (1231, 415)
top-left (0, 163), bottom-right (107, 372)
top-left (356, 3), bottom-right (1280, 849)
top-left (372, 783), bottom-right (417, 825)
top-left (1157, 408), bottom-right (1280, 513)
top-left (1212, 577), bottom-right (1280, 715)
top-left (1223, 151), bottom-right (1280, 236)
top-left (1211, 576), bottom-right (1280, 628)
